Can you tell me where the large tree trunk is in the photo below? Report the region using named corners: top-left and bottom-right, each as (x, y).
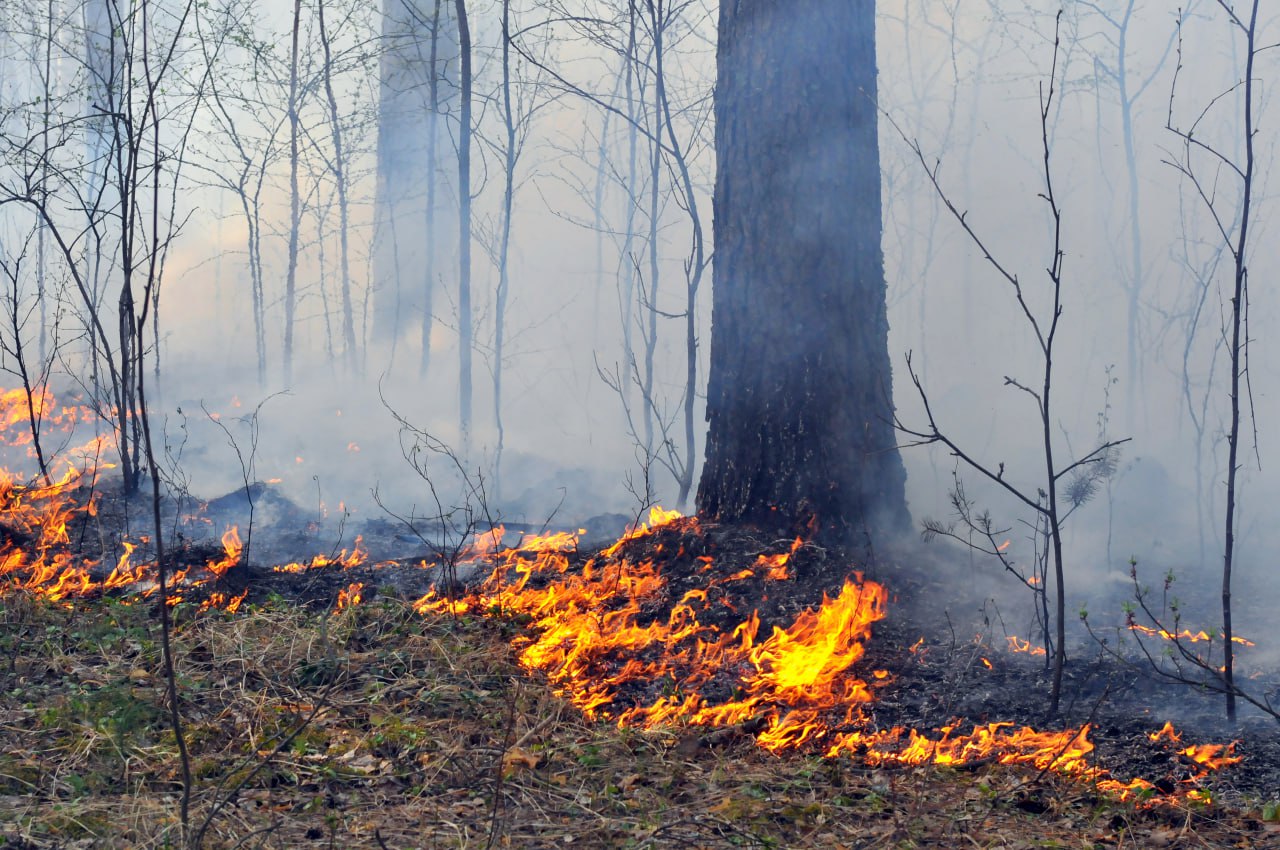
top-left (697, 0), bottom-right (909, 544)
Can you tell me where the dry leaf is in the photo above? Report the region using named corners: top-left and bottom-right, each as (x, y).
top-left (503, 747), bottom-right (541, 774)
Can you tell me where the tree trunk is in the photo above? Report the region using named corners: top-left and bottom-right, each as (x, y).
top-left (454, 0), bottom-right (472, 455)
top-left (421, 0), bottom-right (444, 376)
top-left (698, 0), bottom-right (908, 543)
top-left (494, 0), bottom-right (516, 498)
top-left (284, 0), bottom-right (302, 385)
top-left (317, 0), bottom-right (358, 374)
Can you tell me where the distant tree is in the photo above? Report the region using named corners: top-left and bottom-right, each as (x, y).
top-left (698, 0), bottom-right (909, 543)
top-left (454, 0), bottom-right (473, 456)
top-left (316, 0), bottom-right (358, 373)
top-left (373, 0), bottom-right (457, 372)
top-left (284, 0), bottom-right (303, 384)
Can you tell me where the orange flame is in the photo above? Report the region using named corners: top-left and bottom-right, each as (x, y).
top-left (272, 536), bottom-right (368, 573)
top-left (1006, 636), bottom-right (1047, 656)
top-left (336, 582), bottom-right (365, 610)
top-left (208, 527), bottom-right (243, 577)
top-left (1128, 623), bottom-right (1254, 647)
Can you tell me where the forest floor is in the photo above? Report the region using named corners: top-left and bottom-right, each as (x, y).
top-left (2, 469), bottom-right (1279, 850)
top-left (2, 587), bottom-right (1279, 850)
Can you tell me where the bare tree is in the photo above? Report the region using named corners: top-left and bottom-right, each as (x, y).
top-left (0, 232), bottom-right (58, 484)
top-left (193, 9), bottom-right (288, 385)
top-left (317, 0), bottom-right (359, 374)
top-left (488, 0), bottom-right (556, 499)
top-left (514, 0), bottom-right (713, 508)
top-left (283, 0), bottom-right (302, 384)
top-left (893, 14), bottom-right (1129, 715)
top-left (455, 0), bottom-right (473, 457)
top-left (1163, 0), bottom-right (1262, 723)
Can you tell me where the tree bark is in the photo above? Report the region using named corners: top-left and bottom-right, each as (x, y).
top-left (698, 0), bottom-right (908, 543)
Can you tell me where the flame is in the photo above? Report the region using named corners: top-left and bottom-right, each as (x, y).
top-left (1128, 623), bottom-right (1254, 647)
top-left (1179, 741), bottom-right (1242, 770)
top-left (598, 506), bottom-right (686, 557)
top-left (272, 536), bottom-right (368, 573)
top-left (411, 515), bottom-right (1240, 804)
top-left (199, 589), bottom-right (247, 614)
top-left (0, 387), bottom-right (254, 606)
top-left (209, 527), bottom-right (243, 577)
top-left (336, 582), bottom-right (365, 609)
top-left (414, 511), bottom-right (866, 751)
top-left (1006, 636), bottom-right (1047, 656)
top-left (755, 536), bottom-right (803, 581)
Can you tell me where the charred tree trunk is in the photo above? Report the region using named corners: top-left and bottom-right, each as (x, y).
top-left (698, 0), bottom-right (908, 543)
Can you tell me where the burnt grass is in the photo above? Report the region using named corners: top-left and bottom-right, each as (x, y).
top-left (4, 482), bottom-right (1280, 848)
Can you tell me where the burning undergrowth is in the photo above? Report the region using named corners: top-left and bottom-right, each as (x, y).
top-left (1, 386), bottom-right (1279, 826)
top-left (409, 512), bottom-right (1276, 807)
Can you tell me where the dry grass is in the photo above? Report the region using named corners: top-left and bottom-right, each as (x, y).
top-left (0, 591), bottom-right (1276, 849)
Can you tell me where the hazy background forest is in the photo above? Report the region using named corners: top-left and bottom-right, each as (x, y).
top-left (0, 0), bottom-right (1275, 618)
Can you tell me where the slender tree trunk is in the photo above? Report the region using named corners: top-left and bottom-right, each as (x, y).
top-left (284, 0), bottom-right (302, 384)
top-left (454, 0), bottom-right (473, 455)
top-left (316, 202), bottom-right (337, 365)
top-left (642, 21), bottom-right (662, 456)
top-left (494, 0), bottom-right (517, 496)
top-left (37, 0), bottom-right (54, 365)
top-left (618, 0), bottom-right (639, 411)
top-left (1221, 0), bottom-right (1259, 724)
top-left (592, 101), bottom-right (612, 347)
top-left (317, 0), bottom-right (357, 374)
top-left (114, 13), bottom-right (142, 495)
top-left (4, 272), bottom-right (51, 484)
top-left (647, 0), bottom-right (706, 509)
top-left (421, 0), bottom-right (444, 377)
top-left (227, 164), bottom-right (267, 384)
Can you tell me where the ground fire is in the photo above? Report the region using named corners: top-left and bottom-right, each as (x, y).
top-left (0, 385), bottom-right (1257, 813)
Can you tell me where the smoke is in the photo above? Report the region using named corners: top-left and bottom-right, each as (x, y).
top-left (877, 2), bottom-right (1280, 659)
